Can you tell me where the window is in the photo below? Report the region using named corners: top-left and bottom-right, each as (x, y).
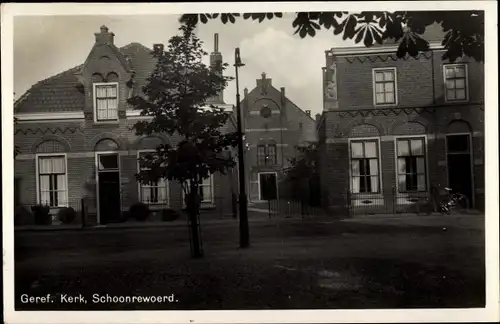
top-left (138, 152), bottom-right (168, 205)
top-left (257, 144), bottom-right (277, 166)
top-left (198, 176), bottom-right (214, 203)
top-left (444, 64), bottom-right (468, 102)
top-left (373, 68), bottom-right (397, 106)
top-left (257, 145), bottom-right (266, 166)
top-left (94, 82), bottom-right (118, 121)
top-left (350, 140), bottom-right (380, 193)
top-left (396, 138), bottom-right (427, 192)
top-left (267, 144), bottom-right (277, 165)
top-left (37, 155), bottom-right (68, 207)
top-left (183, 175), bottom-right (214, 204)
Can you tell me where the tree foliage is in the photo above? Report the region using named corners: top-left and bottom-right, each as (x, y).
top-left (286, 142), bottom-right (319, 181)
top-left (180, 11), bottom-right (484, 63)
top-left (127, 23), bottom-right (238, 203)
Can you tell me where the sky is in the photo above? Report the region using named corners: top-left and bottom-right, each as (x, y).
top-left (13, 14), bottom-right (357, 115)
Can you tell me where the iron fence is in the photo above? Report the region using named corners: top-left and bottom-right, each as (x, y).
top-left (261, 187), bottom-right (470, 218)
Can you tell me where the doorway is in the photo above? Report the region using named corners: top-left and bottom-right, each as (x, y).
top-left (259, 172), bottom-right (278, 201)
top-left (446, 134), bottom-right (474, 208)
top-left (96, 153), bottom-right (121, 224)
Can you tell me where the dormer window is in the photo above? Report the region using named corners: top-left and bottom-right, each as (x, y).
top-left (93, 82), bottom-right (118, 122)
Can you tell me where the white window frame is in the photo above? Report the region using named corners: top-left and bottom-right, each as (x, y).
top-left (348, 137), bottom-right (383, 194)
top-left (35, 153), bottom-right (69, 207)
top-left (393, 135), bottom-right (429, 194)
top-left (372, 67), bottom-right (398, 107)
top-left (93, 82), bottom-right (119, 123)
top-left (95, 151), bottom-right (122, 225)
top-left (257, 171), bottom-right (279, 201)
top-left (443, 63), bottom-right (469, 103)
top-left (136, 150), bottom-right (170, 207)
top-left (182, 174), bottom-right (215, 207)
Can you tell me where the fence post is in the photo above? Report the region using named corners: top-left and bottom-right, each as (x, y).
top-left (268, 199), bottom-right (271, 218)
top-left (81, 198), bottom-right (86, 229)
top-left (392, 186), bottom-right (396, 215)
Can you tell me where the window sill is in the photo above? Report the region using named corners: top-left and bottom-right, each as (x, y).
top-left (444, 99), bottom-right (470, 104)
top-left (374, 103), bottom-right (398, 108)
top-left (93, 120), bottom-right (120, 125)
top-left (349, 192), bottom-right (384, 198)
top-left (144, 204), bottom-right (171, 210)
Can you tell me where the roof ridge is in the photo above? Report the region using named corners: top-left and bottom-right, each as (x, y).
top-left (120, 42), bottom-right (152, 53)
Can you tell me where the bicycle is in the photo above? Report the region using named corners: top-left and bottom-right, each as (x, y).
top-left (439, 187), bottom-right (468, 214)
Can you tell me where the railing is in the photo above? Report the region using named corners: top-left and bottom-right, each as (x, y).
top-left (261, 186), bottom-right (470, 218)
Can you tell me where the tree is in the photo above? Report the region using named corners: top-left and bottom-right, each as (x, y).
top-left (285, 142), bottom-right (320, 206)
top-left (179, 11), bottom-right (484, 63)
top-left (127, 23), bottom-right (239, 258)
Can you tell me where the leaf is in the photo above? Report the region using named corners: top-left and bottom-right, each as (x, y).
top-left (343, 15), bottom-right (358, 40)
top-left (354, 25), bottom-right (366, 44)
top-left (243, 13), bottom-right (252, 19)
top-left (200, 14), bottom-right (208, 24)
top-left (364, 27), bottom-right (374, 47)
top-left (221, 14), bottom-right (228, 24)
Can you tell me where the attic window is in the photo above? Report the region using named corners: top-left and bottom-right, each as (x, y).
top-left (93, 82), bottom-right (118, 122)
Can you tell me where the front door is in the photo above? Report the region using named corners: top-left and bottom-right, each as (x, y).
top-left (98, 172), bottom-right (121, 224)
top-left (97, 153), bottom-right (121, 224)
top-left (446, 134), bottom-right (474, 207)
top-left (260, 173), bottom-right (278, 201)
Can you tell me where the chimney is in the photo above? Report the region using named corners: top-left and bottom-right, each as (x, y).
top-left (305, 110), bottom-right (311, 117)
top-left (209, 33), bottom-right (224, 103)
top-left (94, 25), bottom-right (114, 45)
top-left (244, 87), bottom-right (248, 97)
top-left (315, 113), bottom-right (321, 122)
top-left (153, 44), bottom-right (164, 53)
top-left (257, 72), bottom-right (272, 94)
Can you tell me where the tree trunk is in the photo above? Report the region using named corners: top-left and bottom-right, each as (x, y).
top-left (186, 182), bottom-right (203, 258)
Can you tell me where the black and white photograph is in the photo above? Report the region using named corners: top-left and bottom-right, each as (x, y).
top-left (2, 2), bottom-right (499, 323)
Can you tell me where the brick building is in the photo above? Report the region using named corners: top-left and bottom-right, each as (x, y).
top-left (14, 26), bottom-right (238, 225)
top-left (317, 25), bottom-right (485, 215)
top-left (240, 73), bottom-right (318, 204)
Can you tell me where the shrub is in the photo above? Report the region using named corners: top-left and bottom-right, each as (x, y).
top-left (58, 207), bottom-right (77, 224)
top-left (15, 206), bottom-right (33, 226)
top-left (161, 208), bottom-right (181, 222)
top-left (120, 210), bottom-right (130, 223)
top-left (31, 205), bottom-right (51, 225)
top-left (129, 203), bottom-right (150, 221)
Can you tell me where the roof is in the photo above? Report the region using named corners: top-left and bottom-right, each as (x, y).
top-left (14, 42), bottom-right (157, 114)
top-left (330, 22), bottom-right (446, 54)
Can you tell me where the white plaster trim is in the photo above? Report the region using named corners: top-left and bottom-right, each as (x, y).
top-left (15, 111), bottom-right (84, 121)
top-left (330, 42), bottom-right (444, 56)
top-left (249, 110), bottom-right (281, 116)
top-left (246, 128), bottom-right (288, 132)
top-left (126, 104), bottom-right (234, 119)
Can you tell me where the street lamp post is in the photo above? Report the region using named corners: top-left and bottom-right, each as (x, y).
top-left (234, 48), bottom-right (250, 248)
